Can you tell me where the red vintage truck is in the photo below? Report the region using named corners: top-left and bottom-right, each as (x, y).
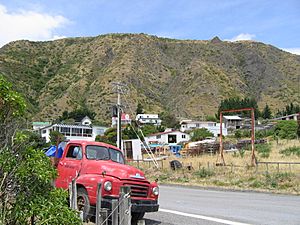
top-left (55, 140), bottom-right (159, 221)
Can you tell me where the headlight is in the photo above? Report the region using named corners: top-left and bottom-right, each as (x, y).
top-left (152, 187), bottom-right (159, 196)
top-left (104, 181), bottom-right (112, 191)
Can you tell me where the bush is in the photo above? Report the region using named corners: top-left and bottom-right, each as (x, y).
top-left (191, 128), bottom-right (214, 141)
top-left (256, 143), bottom-right (271, 158)
top-left (280, 146), bottom-right (300, 157)
top-left (194, 167), bottom-right (215, 178)
top-left (274, 121), bottom-right (298, 139)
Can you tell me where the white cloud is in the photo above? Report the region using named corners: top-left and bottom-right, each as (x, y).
top-left (281, 48), bottom-right (300, 55)
top-left (0, 4), bottom-right (69, 47)
top-left (226, 33), bottom-right (256, 42)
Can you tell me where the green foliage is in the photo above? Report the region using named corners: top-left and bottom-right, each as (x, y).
top-left (264, 173), bottom-right (294, 189)
top-left (256, 143), bottom-right (271, 158)
top-left (276, 103), bottom-right (300, 117)
top-left (96, 127), bottom-right (117, 146)
top-left (191, 128), bottom-right (214, 141)
top-left (274, 120), bottom-right (298, 139)
top-left (194, 167), bottom-right (215, 178)
top-left (234, 130), bottom-right (242, 139)
top-left (216, 97), bottom-right (260, 119)
top-left (49, 130), bottom-right (65, 145)
top-left (206, 115), bottom-right (219, 122)
top-left (159, 111), bottom-right (179, 128)
top-left (262, 104), bottom-right (272, 119)
top-left (0, 74), bottom-right (26, 119)
top-left (280, 146), bottom-right (300, 157)
top-left (0, 77), bottom-right (81, 224)
top-left (136, 102), bottom-right (144, 114)
top-left (141, 124), bottom-right (159, 136)
top-left (298, 121), bottom-right (300, 138)
top-left (59, 107), bottom-right (96, 122)
top-left (122, 125), bottom-right (140, 140)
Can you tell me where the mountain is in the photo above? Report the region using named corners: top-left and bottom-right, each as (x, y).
top-left (0, 33), bottom-right (299, 122)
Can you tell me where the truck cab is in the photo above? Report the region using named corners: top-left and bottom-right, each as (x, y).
top-left (55, 140), bottom-right (159, 221)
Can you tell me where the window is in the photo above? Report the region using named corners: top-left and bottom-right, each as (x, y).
top-left (42, 130), bottom-right (47, 134)
top-left (86, 145), bottom-right (125, 164)
top-left (109, 148), bottom-right (125, 164)
top-left (156, 135), bottom-right (161, 139)
top-left (83, 128), bottom-right (92, 137)
top-left (66, 145), bottom-right (82, 160)
top-left (72, 128), bottom-right (82, 136)
top-left (196, 123), bottom-right (200, 127)
top-left (182, 134), bottom-right (186, 139)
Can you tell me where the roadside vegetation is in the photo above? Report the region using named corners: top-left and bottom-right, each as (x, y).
top-left (0, 75), bottom-right (81, 225)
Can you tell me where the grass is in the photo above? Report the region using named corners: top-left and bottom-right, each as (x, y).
top-left (130, 139), bottom-right (300, 194)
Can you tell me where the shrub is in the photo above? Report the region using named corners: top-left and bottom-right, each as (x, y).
top-left (274, 121), bottom-right (298, 139)
top-left (256, 143), bottom-right (271, 158)
top-left (194, 167), bottom-right (215, 178)
top-left (280, 146), bottom-right (300, 157)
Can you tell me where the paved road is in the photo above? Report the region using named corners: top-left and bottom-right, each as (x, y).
top-left (144, 185), bottom-right (300, 225)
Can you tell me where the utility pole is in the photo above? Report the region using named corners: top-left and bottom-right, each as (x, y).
top-left (112, 82), bottom-right (127, 150)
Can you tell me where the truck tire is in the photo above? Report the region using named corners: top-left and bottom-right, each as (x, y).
top-left (77, 187), bottom-right (92, 221)
top-left (131, 212), bottom-right (145, 222)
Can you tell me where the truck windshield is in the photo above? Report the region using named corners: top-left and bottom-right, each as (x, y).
top-left (86, 145), bottom-right (125, 164)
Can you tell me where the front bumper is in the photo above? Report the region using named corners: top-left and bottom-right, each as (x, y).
top-left (131, 199), bottom-right (159, 212)
top-left (102, 197), bottom-right (159, 213)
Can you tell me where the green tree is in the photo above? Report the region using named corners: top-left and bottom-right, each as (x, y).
top-left (297, 118), bottom-right (300, 138)
top-left (59, 106), bottom-right (96, 122)
top-left (141, 124), bottom-right (159, 136)
top-left (191, 128), bottom-right (214, 141)
top-left (262, 104), bottom-right (272, 119)
top-left (159, 111), bottom-right (180, 128)
top-left (136, 102), bottom-right (144, 114)
top-left (0, 75), bottom-right (81, 224)
top-left (96, 127), bottom-right (117, 146)
top-left (216, 97), bottom-right (260, 119)
top-left (274, 120), bottom-right (298, 139)
top-left (235, 130), bottom-right (242, 139)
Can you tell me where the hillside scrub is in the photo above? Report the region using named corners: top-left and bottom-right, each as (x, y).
top-left (0, 34), bottom-right (299, 122)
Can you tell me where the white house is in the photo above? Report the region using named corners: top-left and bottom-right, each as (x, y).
top-left (122, 139), bottom-right (143, 160)
top-left (180, 120), bottom-right (227, 137)
top-left (40, 124), bottom-right (94, 143)
top-left (81, 116), bottom-right (92, 125)
top-left (136, 114), bottom-right (162, 126)
top-left (37, 116), bottom-right (108, 143)
top-left (145, 130), bottom-right (190, 145)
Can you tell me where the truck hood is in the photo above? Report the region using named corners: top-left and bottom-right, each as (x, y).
top-left (83, 160), bottom-right (147, 181)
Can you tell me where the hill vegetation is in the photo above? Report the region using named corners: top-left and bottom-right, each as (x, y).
top-left (0, 33), bottom-right (299, 122)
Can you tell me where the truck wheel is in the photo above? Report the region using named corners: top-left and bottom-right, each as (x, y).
top-left (77, 187), bottom-right (91, 221)
top-left (131, 212), bottom-right (145, 222)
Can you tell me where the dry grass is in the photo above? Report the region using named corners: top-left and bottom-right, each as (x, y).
top-left (130, 139), bottom-right (300, 195)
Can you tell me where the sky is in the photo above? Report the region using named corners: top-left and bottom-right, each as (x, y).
top-left (0, 0), bottom-right (299, 54)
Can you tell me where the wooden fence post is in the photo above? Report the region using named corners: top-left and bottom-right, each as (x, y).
top-left (120, 186), bottom-right (131, 225)
top-left (69, 179), bottom-right (77, 210)
top-left (96, 183), bottom-right (103, 225)
top-left (111, 199), bottom-right (118, 225)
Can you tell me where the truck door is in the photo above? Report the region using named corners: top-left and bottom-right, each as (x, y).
top-left (56, 144), bottom-right (83, 189)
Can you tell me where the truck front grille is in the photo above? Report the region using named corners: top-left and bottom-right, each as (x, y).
top-left (123, 182), bottom-right (149, 198)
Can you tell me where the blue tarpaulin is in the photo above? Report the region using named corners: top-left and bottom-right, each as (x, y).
top-left (45, 142), bottom-right (66, 158)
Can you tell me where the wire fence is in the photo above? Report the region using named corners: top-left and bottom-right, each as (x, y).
top-left (69, 179), bottom-right (132, 225)
top-left (129, 159), bottom-right (300, 175)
